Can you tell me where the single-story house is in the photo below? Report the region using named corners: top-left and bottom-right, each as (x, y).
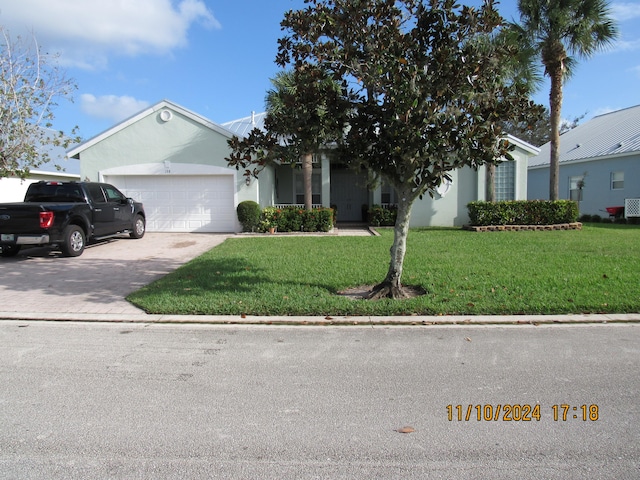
top-left (0, 138), bottom-right (80, 203)
top-left (68, 99), bottom-right (540, 232)
top-left (528, 104), bottom-right (640, 218)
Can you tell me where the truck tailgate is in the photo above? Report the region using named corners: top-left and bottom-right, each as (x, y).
top-left (0, 204), bottom-right (48, 234)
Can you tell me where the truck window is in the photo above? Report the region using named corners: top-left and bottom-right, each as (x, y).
top-left (25, 183), bottom-right (84, 202)
top-left (103, 185), bottom-right (126, 202)
top-left (87, 184), bottom-right (106, 203)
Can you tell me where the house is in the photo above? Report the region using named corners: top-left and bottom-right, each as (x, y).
top-left (528, 104), bottom-right (640, 218)
top-left (0, 138), bottom-right (80, 203)
top-left (223, 112), bottom-right (540, 226)
top-left (67, 99), bottom-right (540, 233)
top-left (67, 100), bottom-right (270, 233)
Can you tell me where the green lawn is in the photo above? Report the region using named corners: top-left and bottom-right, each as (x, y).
top-left (127, 224), bottom-right (640, 316)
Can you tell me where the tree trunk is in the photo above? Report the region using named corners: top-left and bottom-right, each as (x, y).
top-left (486, 163), bottom-right (496, 202)
top-left (302, 152), bottom-right (313, 211)
top-left (548, 65), bottom-right (563, 201)
top-left (367, 192), bottom-right (415, 299)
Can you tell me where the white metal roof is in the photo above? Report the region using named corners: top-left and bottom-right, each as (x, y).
top-left (222, 112), bottom-right (267, 138)
top-left (529, 104), bottom-right (640, 168)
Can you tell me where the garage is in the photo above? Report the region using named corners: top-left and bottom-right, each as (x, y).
top-left (105, 174), bottom-right (236, 233)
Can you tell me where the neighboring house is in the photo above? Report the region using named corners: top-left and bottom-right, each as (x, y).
top-left (0, 139), bottom-right (80, 203)
top-left (528, 104), bottom-right (640, 218)
top-left (67, 99), bottom-right (540, 233)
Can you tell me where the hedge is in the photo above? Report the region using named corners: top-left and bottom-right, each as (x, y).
top-left (368, 204), bottom-right (397, 226)
top-left (261, 206), bottom-right (334, 232)
top-left (467, 200), bottom-right (579, 226)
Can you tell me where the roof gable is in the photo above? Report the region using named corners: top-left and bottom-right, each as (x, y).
top-left (67, 100), bottom-right (235, 158)
top-left (529, 104), bottom-right (640, 168)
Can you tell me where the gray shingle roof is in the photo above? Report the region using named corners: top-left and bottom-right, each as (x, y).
top-left (529, 104), bottom-right (640, 168)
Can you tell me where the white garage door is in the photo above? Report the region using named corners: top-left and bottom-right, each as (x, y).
top-left (106, 175), bottom-right (236, 232)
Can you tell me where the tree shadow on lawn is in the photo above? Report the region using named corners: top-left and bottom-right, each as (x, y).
top-left (133, 255), bottom-right (341, 299)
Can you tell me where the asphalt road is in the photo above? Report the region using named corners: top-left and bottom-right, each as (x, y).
top-left (1, 322), bottom-right (638, 479)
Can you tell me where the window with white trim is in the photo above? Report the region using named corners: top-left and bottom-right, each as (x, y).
top-left (569, 176), bottom-right (583, 201)
top-left (611, 171), bottom-right (624, 190)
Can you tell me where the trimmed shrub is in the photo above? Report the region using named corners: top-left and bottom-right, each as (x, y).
top-left (467, 200), bottom-right (579, 226)
top-left (368, 204), bottom-right (397, 226)
top-left (237, 201), bottom-right (261, 232)
top-left (265, 206), bottom-right (334, 232)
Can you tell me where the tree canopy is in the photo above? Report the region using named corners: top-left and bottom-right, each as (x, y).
top-left (227, 65), bottom-right (351, 210)
top-left (228, 0), bottom-right (541, 299)
top-left (0, 27), bottom-right (79, 179)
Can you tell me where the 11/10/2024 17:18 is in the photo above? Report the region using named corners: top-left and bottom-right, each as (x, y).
top-left (446, 404), bottom-right (599, 422)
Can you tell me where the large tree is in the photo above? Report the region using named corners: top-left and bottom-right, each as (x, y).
top-left (0, 27), bottom-right (79, 179)
top-left (515, 0), bottom-right (617, 200)
top-left (228, 65), bottom-right (350, 211)
top-left (230, 0), bottom-right (538, 299)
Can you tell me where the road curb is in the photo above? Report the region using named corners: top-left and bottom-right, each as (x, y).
top-left (1, 312), bottom-right (639, 326)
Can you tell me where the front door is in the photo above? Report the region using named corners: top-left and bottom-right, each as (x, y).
top-left (330, 170), bottom-right (369, 222)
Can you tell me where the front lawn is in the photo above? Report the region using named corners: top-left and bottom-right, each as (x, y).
top-left (127, 224), bottom-right (640, 316)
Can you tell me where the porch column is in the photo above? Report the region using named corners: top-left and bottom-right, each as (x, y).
top-left (321, 153), bottom-right (330, 208)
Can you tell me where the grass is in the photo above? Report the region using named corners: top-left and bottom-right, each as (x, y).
top-left (127, 224), bottom-right (640, 316)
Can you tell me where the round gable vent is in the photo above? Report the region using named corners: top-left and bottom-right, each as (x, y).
top-left (159, 109), bottom-right (173, 122)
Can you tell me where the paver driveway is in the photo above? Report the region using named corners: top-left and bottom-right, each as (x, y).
top-left (0, 233), bottom-right (229, 315)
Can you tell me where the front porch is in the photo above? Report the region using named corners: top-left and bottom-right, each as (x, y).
top-left (270, 155), bottom-right (395, 223)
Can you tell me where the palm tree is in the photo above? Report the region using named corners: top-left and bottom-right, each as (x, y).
top-left (264, 71), bottom-right (313, 210)
top-left (264, 67), bottom-right (346, 211)
top-left (516, 0), bottom-right (617, 200)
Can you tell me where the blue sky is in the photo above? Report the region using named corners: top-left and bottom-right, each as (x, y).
top-left (1, 0), bottom-right (639, 143)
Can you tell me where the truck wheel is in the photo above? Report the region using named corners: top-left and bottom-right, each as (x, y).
top-left (0, 244), bottom-right (21, 258)
top-left (61, 225), bottom-right (86, 257)
top-left (130, 214), bottom-right (145, 239)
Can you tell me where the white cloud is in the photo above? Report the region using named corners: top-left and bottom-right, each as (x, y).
top-left (613, 38), bottom-right (640, 52)
top-left (611, 2), bottom-right (640, 21)
top-left (0, 0), bottom-right (220, 69)
top-left (80, 94), bottom-right (150, 123)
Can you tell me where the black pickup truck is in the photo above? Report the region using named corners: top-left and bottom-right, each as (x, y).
top-left (0, 181), bottom-right (145, 258)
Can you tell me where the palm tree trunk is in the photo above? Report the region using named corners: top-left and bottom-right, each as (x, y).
top-left (486, 163), bottom-right (496, 202)
top-left (549, 65), bottom-right (563, 201)
top-left (302, 152), bottom-right (313, 211)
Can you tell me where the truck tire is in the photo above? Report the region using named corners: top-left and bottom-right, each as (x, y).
top-left (130, 214), bottom-right (145, 239)
top-left (0, 244), bottom-right (21, 258)
top-left (61, 225), bottom-right (86, 257)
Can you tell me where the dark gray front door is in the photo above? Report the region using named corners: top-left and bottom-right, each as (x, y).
top-left (330, 170), bottom-right (369, 222)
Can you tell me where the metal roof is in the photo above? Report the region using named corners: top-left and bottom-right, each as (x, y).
top-left (529, 104), bottom-right (640, 168)
top-left (222, 112), bottom-right (267, 138)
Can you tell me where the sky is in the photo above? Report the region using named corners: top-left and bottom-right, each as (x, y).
top-left (1, 0), bottom-right (640, 145)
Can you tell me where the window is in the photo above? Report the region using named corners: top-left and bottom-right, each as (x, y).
top-left (611, 171), bottom-right (624, 190)
top-left (104, 185), bottom-right (126, 202)
top-left (569, 176), bottom-right (583, 201)
top-left (381, 180), bottom-right (397, 205)
top-left (495, 161), bottom-right (515, 201)
top-left (295, 172), bottom-right (321, 205)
